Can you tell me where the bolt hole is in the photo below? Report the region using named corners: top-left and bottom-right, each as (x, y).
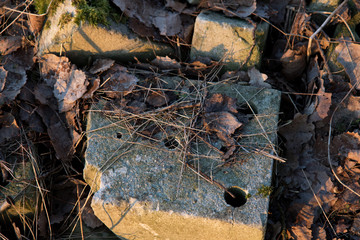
top-left (224, 186), bottom-right (247, 208)
top-left (116, 132), bottom-right (122, 139)
top-left (164, 137), bottom-right (179, 149)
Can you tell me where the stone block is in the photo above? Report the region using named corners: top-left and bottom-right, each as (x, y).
top-left (190, 11), bottom-right (269, 71)
top-left (38, 0), bottom-right (174, 67)
top-left (84, 76), bottom-right (281, 240)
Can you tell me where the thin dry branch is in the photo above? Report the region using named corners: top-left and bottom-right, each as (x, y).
top-left (307, 0), bottom-right (348, 61)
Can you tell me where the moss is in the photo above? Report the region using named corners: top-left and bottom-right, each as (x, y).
top-left (58, 12), bottom-right (73, 28)
top-left (256, 185), bottom-right (273, 198)
top-left (33, 0), bottom-right (64, 15)
top-left (73, 0), bottom-right (112, 26)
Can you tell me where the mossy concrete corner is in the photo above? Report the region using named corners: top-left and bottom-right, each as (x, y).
top-left (38, 0), bottom-right (174, 67)
top-left (84, 77), bottom-right (281, 240)
top-left (190, 11), bottom-right (269, 71)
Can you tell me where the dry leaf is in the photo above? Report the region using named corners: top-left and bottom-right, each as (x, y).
top-left (89, 58), bottom-right (115, 74)
top-left (0, 36), bottom-right (23, 55)
top-left (204, 112), bottom-right (242, 137)
top-left (80, 198), bottom-right (103, 228)
top-left (278, 113), bottom-right (314, 167)
top-left (281, 43), bottom-right (307, 80)
top-left (248, 67), bottom-right (271, 88)
top-left (146, 91), bottom-right (169, 107)
top-left (0, 60), bottom-right (28, 106)
top-left (102, 65), bottom-right (139, 98)
top-left (112, 0), bottom-right (182, 36)
top-left (0, 113), bottom-right (20, 144)
top-left (36, 105), bottom-right (75, 161)
top-left (166, 0), bottom-right (187, 12)
top-left (151, 56), bottom-right (181, 70)
top-left (39, 54), bottom-right (89, 112)
top-left (83, 77), bottom-right (100, 99)
top-left (204, 93), bottom-right (238, 114)
top-left (335, 40), bottom-right (360, 90)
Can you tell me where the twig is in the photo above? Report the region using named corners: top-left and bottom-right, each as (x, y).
top-left (307, 0), bottom-right (348, 61)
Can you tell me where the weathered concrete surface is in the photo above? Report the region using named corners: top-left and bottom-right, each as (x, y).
top-left (38, 0), bottom-right (174, 67)
top-left (85, 76), bottom-right (281, 240)
top-left (190, 11), bottom-right (269, 71)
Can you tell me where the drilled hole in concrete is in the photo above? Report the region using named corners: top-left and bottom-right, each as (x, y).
top-left (224, 186), bottom-right (247, 208)
top-left (116, 132), bottom-right (122, 139)
top-left (164, 137), bottom-right (179, 149)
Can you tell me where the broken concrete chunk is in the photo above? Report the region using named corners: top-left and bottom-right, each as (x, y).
top-left (85, 76), bottom-right (281, 240)
top-left (38, 0), bottom-right (174, 67)
top-left (190, 11), bottom-right (269, 71)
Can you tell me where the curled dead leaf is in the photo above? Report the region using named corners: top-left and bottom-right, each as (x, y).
top-left (146, 91), bottom-right (169, 107)
top-left (248, 67), bottom-right (271, 88)
top-left (151, 56), bottom-right (181, 70)
top-left (204, 93), bottom-right (238, 113)
top-left (0, 113), bottom-right (20, 144)
top-left (102, 65), bottom-right (139, 98)
top-left (89, 59), bottom-right (115, 75)
top-left (281, 44), bottom-right (307, 80)
top-left (39, 54), bottom-right (89, 112)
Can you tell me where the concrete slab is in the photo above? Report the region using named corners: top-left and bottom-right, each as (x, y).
top-left (84, 76), bottom-right (281, 240)
top-left (38, 0), bottom-right (174, 67)
top-left (190, 11), bottom-right (269, 71)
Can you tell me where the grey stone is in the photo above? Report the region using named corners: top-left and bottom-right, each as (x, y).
top-left (190, 11), bottom-right (269, 71)
top-left (38, 0), bottom-right (174, 67)
top-left (85, 76), bottom-right (281, 240)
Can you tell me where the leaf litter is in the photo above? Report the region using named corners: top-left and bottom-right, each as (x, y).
top-left (1, 0), bottom-right (360, 239)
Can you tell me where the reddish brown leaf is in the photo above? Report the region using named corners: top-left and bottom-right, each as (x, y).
top-left (102, 65), bottom-right (139, 98)
top-left (146, 91), bottom-right (169, 107)
top-left (204, 93), bottom-right (238, 114)
top-left (80, 198), bottom-right (103, 228)
top-left (0, 36), bottom-right (23, 55)
top-left (151, 56), bottom-right (181, 70)
top-left (281, 43), bottom-right (307, 80)
top-left (89, 58), bottom-right (115, 75)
